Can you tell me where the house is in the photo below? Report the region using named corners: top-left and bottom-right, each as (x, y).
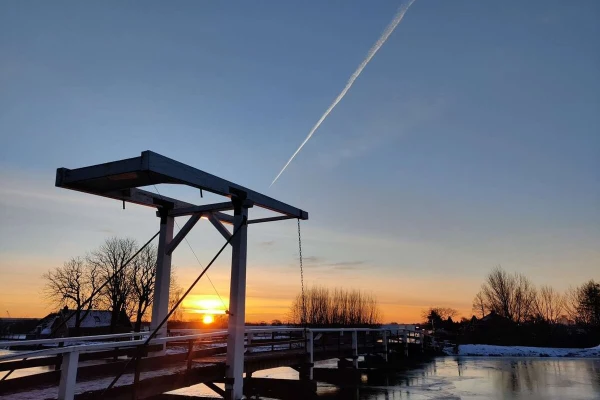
top-left (34, 307), bottom-right (132, 338)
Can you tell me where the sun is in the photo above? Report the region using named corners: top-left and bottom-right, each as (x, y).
top-left (202, 314), bottom-right (215, 325)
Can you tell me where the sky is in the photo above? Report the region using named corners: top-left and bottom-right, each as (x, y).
top-left (0, 0), bottom-right (598, 323)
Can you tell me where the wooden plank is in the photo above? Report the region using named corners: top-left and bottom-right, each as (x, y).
top-left (167, 202), bottom-right (234, 217)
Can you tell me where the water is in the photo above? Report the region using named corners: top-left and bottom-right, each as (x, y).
top-left (4, 349), bottom-right (599, 399)
top-left (171, 357), bottom-right (600, 399)
top-left (312, 357), bottom-right (600, 400)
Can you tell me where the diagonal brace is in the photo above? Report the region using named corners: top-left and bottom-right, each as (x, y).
top-left (208, 213), bottom-right (232, 241)
top-left (166, 214), bottom-right (202, 255)
top-left (204, 381), bottom-right (226, 397)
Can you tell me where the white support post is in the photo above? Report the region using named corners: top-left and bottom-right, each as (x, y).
top-left (308, 330), bottom-right (314, 380)
top-left (150, 211), bottom-right (174, 352)
top-left (382, 331), bottom-right (388, 362)
top-left (58, 351), bottom-right (79, 400)
top-left (351, 330), bottom-right (358, 369)
top-left (225, 202), bottom-right (248, 400)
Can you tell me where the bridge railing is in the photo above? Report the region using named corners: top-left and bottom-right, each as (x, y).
top-left (0, 327), bottom-right (426, 400)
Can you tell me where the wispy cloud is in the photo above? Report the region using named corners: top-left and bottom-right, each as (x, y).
top-left (260, 240), bottom-right (275, 246)
top-left (300, 257), bottom-right (367, 271)
top-left (317, 96), bottom-right (447, 169)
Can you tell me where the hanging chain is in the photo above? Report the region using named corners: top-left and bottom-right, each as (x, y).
top-left (298, 219), bottom-right (306, 327)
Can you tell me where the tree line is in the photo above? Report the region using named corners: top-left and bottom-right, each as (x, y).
top-left (288, 286), bottom-right (382, 327)
top-left (472, 266), bottom-right (599, 326)
top-left (43, 237), bottom-right (183, 333)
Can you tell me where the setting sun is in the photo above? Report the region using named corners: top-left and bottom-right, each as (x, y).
top-left (182, 295), bottom-right (227, 317)
top-left (202, 315), bottom-right (215, 324)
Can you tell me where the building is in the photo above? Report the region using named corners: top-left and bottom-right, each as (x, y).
top-left (35, 307), bottom-right (132, 338)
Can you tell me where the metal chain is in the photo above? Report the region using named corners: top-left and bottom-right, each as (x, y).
top-left (298, 219), bottom-right (306, 327)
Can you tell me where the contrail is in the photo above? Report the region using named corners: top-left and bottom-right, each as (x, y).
top-left (270, 0), bottom-right (417, 186)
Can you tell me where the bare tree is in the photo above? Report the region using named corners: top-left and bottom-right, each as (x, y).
top-left (480, 266), bottom-right (537, 323)
top-left (289, 286), bottom-right (381, 326)
top-left (512, 273), bottom-right (537, 323)
top-left (472, 291), bottom-right (487, 318)
top-left (565, 280), bottom-right (600, 326)
top-left (168, 268), bottom-right (184, 322)
top-left (88, 237), bottom-right (137, 332)
top-left (481, 266), bottom-right (515, 321)
top-left (127, 244), bottom-right (157, 332)
top-left (534, 285), bottom-right (564, 324)
top-left (43, 257), bottom-right (99, 335)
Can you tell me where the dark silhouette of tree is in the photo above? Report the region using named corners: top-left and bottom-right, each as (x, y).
top-left (127, 244), bottom-right (157, 332)
top-left (168, 268), bottom-right (184, 322)
top-left (534, 285), bottom-right (564, 324)
top-left (42, 257), bottom-right (99, 335)
top-left (289, 286), bottom-right (381, 326)
top-left (480, 266), bottom-right (536, 323)
top-left (87, 237), bottom-right (137, 333)
top-left (472, 291), bottom-right (487, 318)
top-left (566, 280), bottom-right (600, 326)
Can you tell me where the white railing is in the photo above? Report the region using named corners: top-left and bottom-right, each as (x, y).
top-left (0, 327), bottom-right (425, 400)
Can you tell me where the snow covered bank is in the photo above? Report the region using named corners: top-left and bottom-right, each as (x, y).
top-left (444, 344), bottom-right (600, 358)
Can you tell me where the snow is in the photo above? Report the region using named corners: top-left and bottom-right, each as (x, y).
top-left (444, 344), bottom-right (600, 358)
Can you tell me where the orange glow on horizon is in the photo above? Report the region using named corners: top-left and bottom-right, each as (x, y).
top-left (182, 295), bottom-right (227, 315)
top-left (202, 315), bottom-right (215, 324)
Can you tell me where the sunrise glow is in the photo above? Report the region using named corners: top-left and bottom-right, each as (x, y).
top-left (202, 314), bottom-right (214, 324)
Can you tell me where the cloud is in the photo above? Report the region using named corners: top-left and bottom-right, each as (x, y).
top-left (300, 257), bottom-right (367, 271)
top-left (259, 240), bottom-right (275, 246)
top-left (316, 96), bottom-right (447, 169)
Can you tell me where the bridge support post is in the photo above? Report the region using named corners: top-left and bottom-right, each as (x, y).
top-left (403, 332), bottom-right (409, 357)
top-left (58, 351), bottom-right (79, 400)
top-left (225, 200), bottom-right (249, 400)
top-left (150, 210), bottom-right (174, 352)
top-left (382, 331), bottom-right (388, 362)
top-left (351, 331), bottom-right (358, 369)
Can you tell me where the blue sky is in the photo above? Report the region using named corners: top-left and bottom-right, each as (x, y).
top-left (1, 0), bottom-right (598, 321)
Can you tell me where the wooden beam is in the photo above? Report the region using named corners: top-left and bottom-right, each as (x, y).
top-left (168, 202), bottom-right (234, 217)
top-left (208, 213), bottom-right (232, 241)
top-left (165, 214), bottom-right (202, 255)
top-left (247, 215), bottom-right (296, 224)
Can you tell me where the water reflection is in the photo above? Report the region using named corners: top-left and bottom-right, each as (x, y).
top-left (170, 357), bottom-right (600, 399)
top-left (318, 357), bottom-right (600, 400)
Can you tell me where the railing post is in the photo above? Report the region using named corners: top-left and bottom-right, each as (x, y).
top-left (382, 331), bottom-right (388, 362)
top-left (58, 350), bottom-right (79, 400)
top-left (187, 339), bottom-right (194, 370)
top-left (403, 331), bottom-right (408, 357)
top-left (308, 330), bottom-right (314, 380)
top-left (351, 330), bottom-right (358, 369)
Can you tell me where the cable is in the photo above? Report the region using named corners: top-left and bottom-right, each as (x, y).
top-left (149, 182), bottom-right (228, 312)
top-left (100, 215), bottom-right (246, 396)
top-left (0, 231), bottom-right (160, 382)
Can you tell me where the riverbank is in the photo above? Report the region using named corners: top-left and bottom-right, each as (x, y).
top-left (444, 344), bottom-right (600, 357)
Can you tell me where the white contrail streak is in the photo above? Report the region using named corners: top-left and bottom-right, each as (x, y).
top-left (270, 0), bottom-right (417, 187)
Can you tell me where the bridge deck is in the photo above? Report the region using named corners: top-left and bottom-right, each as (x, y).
top-left (2, 343), bottom-right (384, 400)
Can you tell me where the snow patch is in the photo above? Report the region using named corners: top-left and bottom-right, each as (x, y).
top-left (444, 344), bottom-right (600, 358)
